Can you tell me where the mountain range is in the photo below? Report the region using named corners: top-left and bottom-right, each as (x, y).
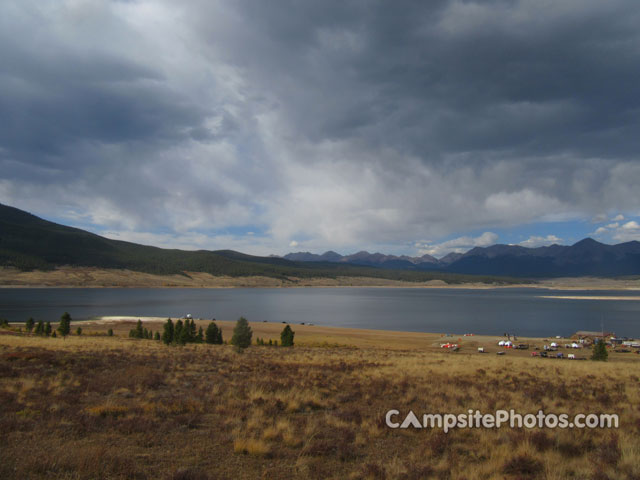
top-left (284, 238), bottom-right (640, 277)
top-left (2, 202), bottom-right (640, 279)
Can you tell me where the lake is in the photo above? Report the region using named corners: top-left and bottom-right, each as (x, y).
top-left (1, 287), bottom-right (639, 337)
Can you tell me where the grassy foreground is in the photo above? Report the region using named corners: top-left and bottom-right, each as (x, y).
top-left (1, 321), bottom-right (639, 480)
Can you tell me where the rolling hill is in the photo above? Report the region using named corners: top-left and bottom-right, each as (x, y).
top-left (0, 203), bottom-right (515, 284)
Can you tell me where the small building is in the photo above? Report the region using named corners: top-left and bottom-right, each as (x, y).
top-left (572, 331), bottom-right (615, 344)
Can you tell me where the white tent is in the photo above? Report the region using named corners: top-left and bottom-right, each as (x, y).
top-left (571, 343), bottom-right (580, 348)
top-left (498, 340), bottom-right (506, 346)
top-left (504, 341), bottom-right (513, 346)
top-left (550, 342), bottom-right (558, 348)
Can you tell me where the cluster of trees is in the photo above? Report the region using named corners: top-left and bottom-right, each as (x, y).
top-left (205, 321), bottom-right (224, 344)
top-left (129, 319), bottom-right (160, 340)
top-left (255, 325), bottom-right (294, 347)
top-left (33, 320), bottom-right (53, 337)
top-left (161, 318), bottom-right (205, 345)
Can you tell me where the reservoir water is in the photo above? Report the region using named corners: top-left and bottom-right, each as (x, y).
top-left (1, 287), bottom-right (639, 337)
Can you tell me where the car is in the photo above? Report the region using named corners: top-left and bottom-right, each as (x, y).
top-left (496, 351), bottom-right (505, 355)
top-left (540, 351), bottom-right (548, 358)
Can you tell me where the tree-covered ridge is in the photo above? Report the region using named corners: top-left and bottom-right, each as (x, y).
top-left (0, 203), bottom-right (522, 284)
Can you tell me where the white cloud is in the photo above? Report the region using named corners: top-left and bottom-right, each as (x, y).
top-left (612, 214), bottom-right (625, 221)
top-left (416, 232), bottom-right (498, 258)
top-left (289, 240), bottom-right (299, 247)
top-left (518, 235), bottom-right (562, 248)
top-left (592, 219), bottom-right (640, 243)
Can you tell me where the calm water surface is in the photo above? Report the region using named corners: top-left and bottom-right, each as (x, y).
top-left (1, 288), bottom-right (639, 337)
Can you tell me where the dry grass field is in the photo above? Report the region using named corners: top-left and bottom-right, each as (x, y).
top-left (1, 319), bottom-right (639, 480)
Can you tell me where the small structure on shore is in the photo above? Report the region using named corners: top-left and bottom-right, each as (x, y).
top-left (572, 331), bottom-right (614, 344)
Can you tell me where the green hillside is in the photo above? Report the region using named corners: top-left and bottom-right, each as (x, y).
top-left (0, 203), bottom-right (524, 284)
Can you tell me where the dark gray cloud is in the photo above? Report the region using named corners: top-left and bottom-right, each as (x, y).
top-left (1, 0), bottom-right (640, 254)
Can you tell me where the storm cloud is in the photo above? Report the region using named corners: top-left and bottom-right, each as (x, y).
top-left (2, 0), bottom-right (640, 254)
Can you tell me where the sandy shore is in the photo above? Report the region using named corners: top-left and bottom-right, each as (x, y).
top-left (2, 266), bottom-right (640, 290)
top-left (539, 295), bottom-right (640, 301)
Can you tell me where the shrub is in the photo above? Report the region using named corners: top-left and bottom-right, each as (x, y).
top-left (107, 328), bottom-right (113, 337)
top-left (76, 327), bottom-right (82, 336)
top-left (231, 317), bottom-right (252, 349)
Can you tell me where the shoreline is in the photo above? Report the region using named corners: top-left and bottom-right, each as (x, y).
top-left (1, 267), bottom-right (640, 291)
top-left (3, 283), bottom-right (640, 291)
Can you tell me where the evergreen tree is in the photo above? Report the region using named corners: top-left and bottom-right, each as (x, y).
top-left (45, 322), bottom-right (52, 337)
top-left (205, 322), bottom-right (221, 344)
top-left (591, 339), bottom-right (609, 361)
top-left (143, 327), bottom-right (149, 339)
top-left (58, 312), bottom-right (71, 338)
top-left (35, 320), bottom-right (44, 335)
top-left (107, 328), bottom-right (114, 337)
top-left (76, 327), bottom-right (82, 336)
top-left (197, 326), bottom-right (204, 343)
top-left (52, 331), bottom-right (57, 338)
top-left (231, 317), bottom-right (252, 349)
top-left (178, 323), bottom-right (191, 345)
top-left (280, 325), bottom-right (295, 347)
top-left (26, 317), bottom-right (35, 333)
top-left (162, 318), bottom-right (174, 345)
top-left (174, 320), bottom-right (184, 343)
top-left (133, 319), bottom-right (144, 339)
top-left (188, 319), bottom-right (197, 339)
top-left (154, 331), bottom-right (161, 341)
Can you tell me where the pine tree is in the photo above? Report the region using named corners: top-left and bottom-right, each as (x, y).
top-left (189, 319), bottom-right (197, 339)
top-left (174, 320), bottom-right (183, 343)
top-left (45, 322), bottom-right (52, 337)
top-left (35, 320), bottom-right (44, 335)
top-left (280, 325), bottom-right (295, 347)
top-left (154, 331), bottom-right (161, 341)
top-left (231, 317), bottom-right (252, 349)
top-left (107, 328), bottom-right (114, 337)
top-left (52, 331), bottom-right (57, 338)
top-left (58, 312), bottom-right (71, 338)
top-left (197, 326), bottom-right (204, 343)
top-left (26, 317), bottom-right (35, 333)
top-left (133, 320), bottom-right (144, 339)
top-left (591, 339), bottom-right (609, 361)
top-left (162, 318), bottom-right (174, 345)
top-left (205, 322), bottom-right (221, 344)
top-left (178, 323), bottom-right (191, 345)
top-left (76, 327), bottom-right (82, 336)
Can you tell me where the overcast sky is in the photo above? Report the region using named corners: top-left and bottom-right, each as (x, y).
top-left (2, 1), bottom-right (640, 257)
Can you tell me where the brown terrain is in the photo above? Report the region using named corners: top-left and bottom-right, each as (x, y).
top-left (1, 317), bottom-right (639, 479)
top-left (2, 266), bottom-right (640, 290)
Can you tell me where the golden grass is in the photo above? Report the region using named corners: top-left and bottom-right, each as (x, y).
top-left (1, 326), bottom-right (639, 479)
